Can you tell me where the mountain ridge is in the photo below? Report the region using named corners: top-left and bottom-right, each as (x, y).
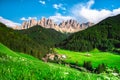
top-left (0, 16), bottom-right (21, 29)
top-left (0, 16), bottom-right (94, 33)
top-left (57, 14), bottom-right (120, 52)
top-left (21, 17), bottom-right (94, 33)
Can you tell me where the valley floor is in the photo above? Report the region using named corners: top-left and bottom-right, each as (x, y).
top-left (55, 48), bottom-right (120, 69)
top-left (0, 43), bottom-right (120, 80)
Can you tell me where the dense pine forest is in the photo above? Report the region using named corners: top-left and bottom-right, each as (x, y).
top-left (17, 25), bottom-right (68, 48)
top-left (0, 23), bottom-right (68, 59)
top-left (57, 14), bottom-right (120, 53)
top-left (0, 23), bottom-right (47, 59)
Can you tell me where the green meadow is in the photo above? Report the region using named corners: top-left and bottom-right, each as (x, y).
top-left (55, 48), bottom-right (120, 70)
top-left (1, 43), bottom-right (120, 80)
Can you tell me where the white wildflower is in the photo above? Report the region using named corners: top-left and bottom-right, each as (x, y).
top-left (62, 55), bottom-right (66, 59)
top-left (64, 72), bottom-right (69, 75)
top-left (111, 73), bottom-right (119, 76)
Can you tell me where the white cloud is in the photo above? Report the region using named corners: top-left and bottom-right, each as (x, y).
top-left (20, 17), bottom-right (37, 21)
top-left (87, 0), bottom-right (94, 9)
top-left (53, 3), bottom-right (66, 10)
top-left (0, 16), bottom-right (21, 27)
top-left (49, 13), bottom-right (75, 24)
top-left (71, 0), bottom-right (120, 23)
top-left (53, 4), bottom-right (60, 9)
top-left (39, 0), bottom-right (45, 5)
top-left (20, 17), bottom-right (26, 21)
top-left (112, 8), bottom-right (120, 15)
top-left (28, 17), bottom-right (37, 20)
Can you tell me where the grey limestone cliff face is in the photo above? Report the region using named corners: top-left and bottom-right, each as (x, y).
top-left (21, 19), bottom-right (37, 29)
top-left (21, 17), bottom-right (94, 33)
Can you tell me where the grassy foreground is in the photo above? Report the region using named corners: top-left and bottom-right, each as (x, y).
top-left (55, 48), bottom-right (120, 70)
top-left (0, 43), bottom-right (119, 80)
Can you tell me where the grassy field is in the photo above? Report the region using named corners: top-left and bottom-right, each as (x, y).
top-left (0, 43), bottom-right (120, 80)
top-left (55, 48), bottom-right (120, 70)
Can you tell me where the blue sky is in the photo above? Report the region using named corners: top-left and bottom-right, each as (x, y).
top-left (0, 0), bottom-right (120, 24)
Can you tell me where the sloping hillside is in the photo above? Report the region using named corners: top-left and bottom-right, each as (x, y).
top-left (17, 25), bottom-right (68, 48)
top-left (57, 14), bottom-right (120, 52)
top-left (0, 43), bottom-right (114, 80)
top-left (0, 23), bottom-right (47, 58)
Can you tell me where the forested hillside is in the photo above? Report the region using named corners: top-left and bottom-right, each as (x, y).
top-left (17, 25), bottom-right (68, 48)
top-left (57, 14), bottom-right (120, 52)
top-left (0, 23), bottom-right (68, 59)
top-left (0, 23), bottom-right (47, 59)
